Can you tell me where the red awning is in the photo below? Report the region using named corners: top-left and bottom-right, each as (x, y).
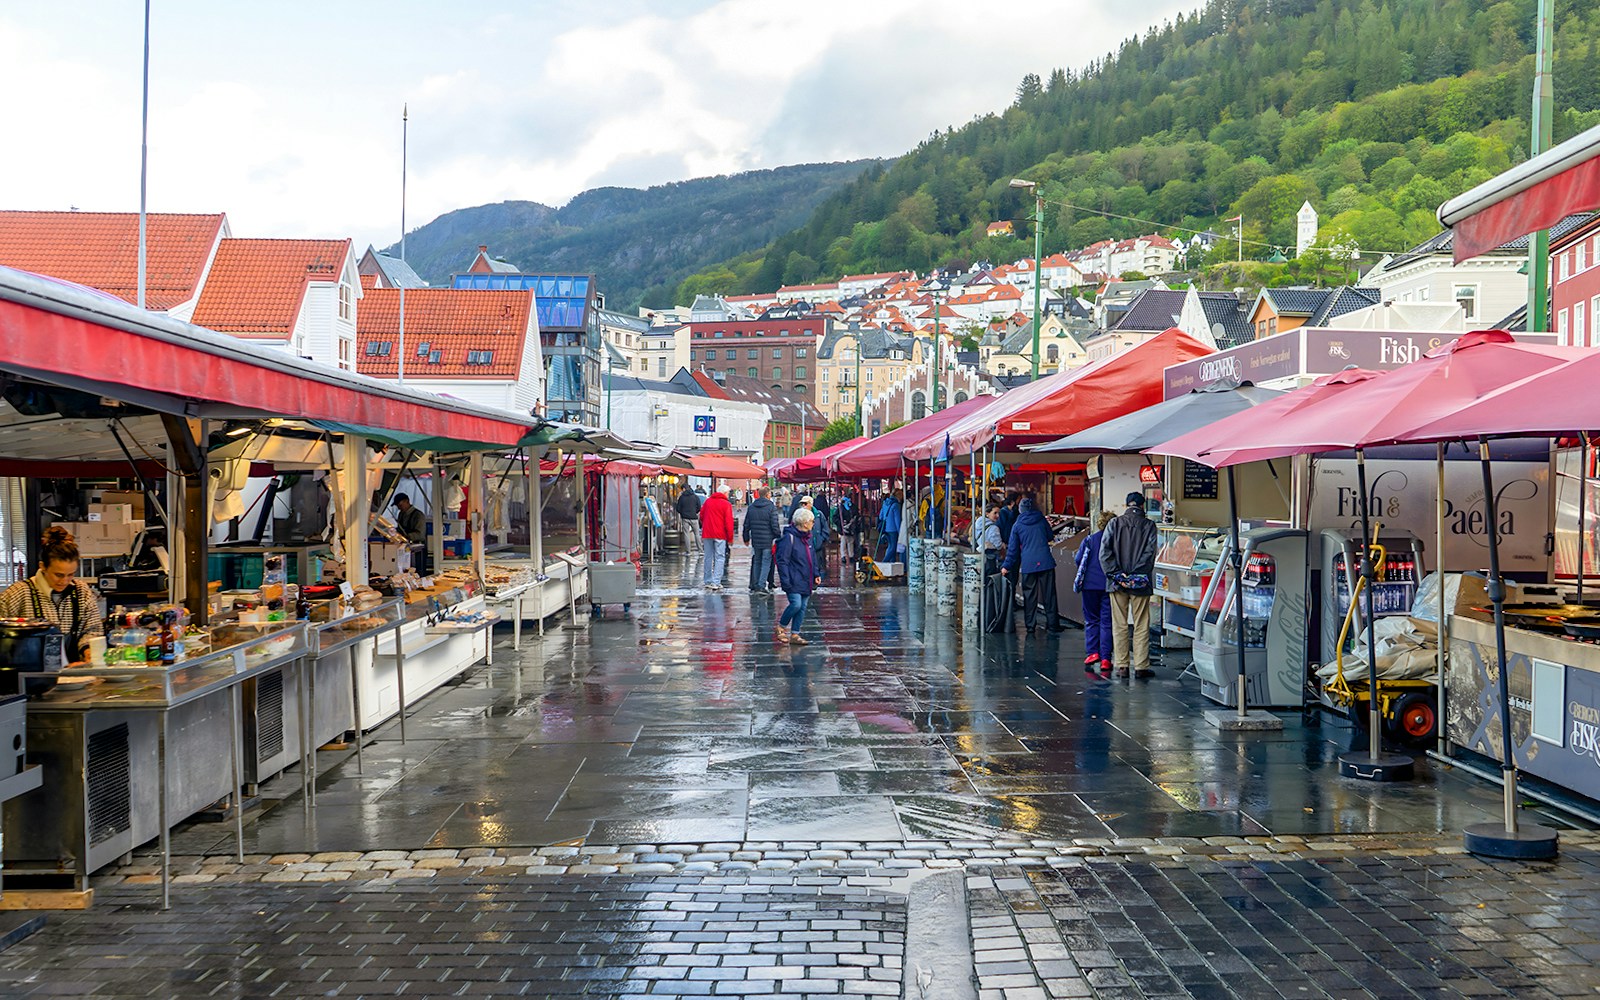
top-left (0, 267), bottom-right (531, 448)
top-left (686, 453), bottom-right (767, 480)
top-left (903, 328), bottom-right (1213, 460)
top-left (832, 394), bottom-right (1001, 478)
top-left (778, 435), bottom-right (871, 482)
top-left (1441, 122), bottom-right (1600, 262)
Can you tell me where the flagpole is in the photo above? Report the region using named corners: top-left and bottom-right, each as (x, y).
top-left (398, 104), bottom-right (408, 384)
top-left (137, 0), bottom-right (151, 310)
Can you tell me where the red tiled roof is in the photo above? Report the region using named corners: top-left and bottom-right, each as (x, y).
top-left (191, 238), bottom-right (351, 337)
top-left (356, 287), bottom-right (533, 379)
top-left (778, 281), bottom-right (840, 292)
top-left (0, 210), bottom-right (226, 310)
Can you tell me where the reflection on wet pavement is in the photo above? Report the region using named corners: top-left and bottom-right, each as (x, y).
top-left (170, 549), bottom-right (1578, 856)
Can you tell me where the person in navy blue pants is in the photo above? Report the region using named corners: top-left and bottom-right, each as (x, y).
top-left (1075, 511), bottom-right (1115, 675)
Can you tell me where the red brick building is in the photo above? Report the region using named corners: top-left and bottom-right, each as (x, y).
top-left (1552, 214), bottom-right (1600, 346)
top-left (687, 316), bottom-right (832, 404)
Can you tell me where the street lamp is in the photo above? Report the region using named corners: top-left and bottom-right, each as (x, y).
top-left (1009, 178), bottom-right (1044, 379)
top-left (852, 330), bottom-right (863, 434)
top-left (926, 279), bottom-right (947, 411)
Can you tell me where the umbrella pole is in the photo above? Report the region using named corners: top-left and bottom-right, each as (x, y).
top-left (1337, 449), bottom-right (1413, 780)
top-left (1580, 433), bottom-right (1590, 605)
top-left (1231, 468), bottom-right (1249, 718)
top-left (1437, 442), bottom-right (1448, 758)
top-left (1464, 436), bottom-right (1558, 858)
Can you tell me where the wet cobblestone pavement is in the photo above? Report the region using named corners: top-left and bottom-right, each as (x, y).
top-left (5, 550), bottom-right (1600, 997)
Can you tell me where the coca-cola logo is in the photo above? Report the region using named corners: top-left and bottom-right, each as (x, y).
top-left (1198, 357), bottom-right (1241, 382)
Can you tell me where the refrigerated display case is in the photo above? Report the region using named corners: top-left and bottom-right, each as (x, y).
top-left (1192, 527), bottom-right (1309, 709)
top-left (1153, 524), bottom-right (1224, 643)
top-left (1318, 528), bottom-right (1426, 670)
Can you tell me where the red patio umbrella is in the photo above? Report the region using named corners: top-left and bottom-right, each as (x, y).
top-left (832, 393), bottom-right (1000, 478)
top-left (1152, 369), bottom-right (1383, 467)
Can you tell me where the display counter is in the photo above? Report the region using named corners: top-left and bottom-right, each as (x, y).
top-left (347, 575), bottom-right (493, 734)
top-left (4, 622), bottom-right (310, 903)
top-left (1050, 520), bottom-right (1091, 626)
top-left (1447, 606), bottom-right (1600, 806)
top-left (1153, 524), bottom-right (1224, 643)
top-left (474, 552), bottom-right (590, 639)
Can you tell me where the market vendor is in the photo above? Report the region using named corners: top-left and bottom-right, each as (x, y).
top-left (0, 525), bottom-right (104, 663)
top-left (393, 493), bottom-right (428, 573)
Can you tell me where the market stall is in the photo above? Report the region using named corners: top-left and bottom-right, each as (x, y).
top-left (0, 265), bottom-right (536, 904)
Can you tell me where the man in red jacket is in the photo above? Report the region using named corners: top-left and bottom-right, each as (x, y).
top-left (699, 488), bottom-right (736, 591)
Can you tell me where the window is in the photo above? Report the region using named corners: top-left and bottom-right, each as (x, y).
top-left (955, 391), bottom-right (969, 404)
top-left (796, 348), bottom-right (808, 358)
top-left (747, 348), bottom-right (758, 360)
top-left (337, 338), bottom-right (352, 368)
top-left (1577, 302), bottom-right (1587, 350)
top-left (794, 366), bottom-right (807, 379)
top-left (416, 341), bottom-right (430, 356)
top-left (364, 340), bottom-right (392, 357)
top-left (911, 390), bottom-right (927, 420)
top-left (465, 350), bottom-right (495, 366)
top-left (1559, 309), bottom-right (1570, 342)
top-left (338, 282), bottom-right (353, 321)
top-left (820, 367), bottom-right (830, 382)
top-left (747, 367), bottom-right (758, 378)
top-left (1580, 244), bottom-right (1589, 273)
top-left (772, 367), bottom-right (782, 380)
top-left (639, 358), bottom-right (648, 372)
top-left (427, 349), bottom-right (442, 364)
top-left (866, 369), bottom-right (874, 381)
top-left (1453, 284), bottom-right (1477, 320)
top-left (1592, 295), bottom-right (1600, 348)
top-left (1562, 252), bottom-right (1572, 281)
top-left (726, 349), bottom-right (738, 361)
top-left (659, 357), bottom-right (667, 377)
top-left (1047, 344), bottom-right (1059, 363)
top-left (772, 348), bottom-right (783, 359)
top-left (821, 391), bottom-right (829, 405)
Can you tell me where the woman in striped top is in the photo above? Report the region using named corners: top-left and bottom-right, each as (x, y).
top-left (0, 526), bottom-right (104, 663)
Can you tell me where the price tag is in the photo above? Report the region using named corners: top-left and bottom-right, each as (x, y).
top-left (339, 581), bottom-right (356, 600)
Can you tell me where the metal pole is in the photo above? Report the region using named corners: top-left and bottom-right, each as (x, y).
top-left (137, 0), bottom-right (150, 310)
top-left (933, 304), bottom-right (942, 412)
top-left (1229, 467), bottom-right (1249, 718)
top-left (398, 106), bottom-right (409, 383)
top-left (1579, 434), bottom-right (1589, 604)
top-left (1529, 0), bottom-right (1554, 333)
top-left (1031, 193), bottom-right (1043, 379)
top-left (1437, 443), bottom-right (1449, 758)
top-left (1480, 438), bottom-right (1517, 833)
top-left (1357, 452), bottom-right (1382, 760)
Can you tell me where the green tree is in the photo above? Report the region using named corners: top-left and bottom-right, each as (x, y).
top-left (812, 416), bottom-right (861, 451)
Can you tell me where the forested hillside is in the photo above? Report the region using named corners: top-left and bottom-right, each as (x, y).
top-left (676, 0), bottom-right (1600, 302)
top-left (389, 161), bottom-right (877, 310)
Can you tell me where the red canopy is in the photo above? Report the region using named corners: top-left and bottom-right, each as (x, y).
top-left (1154, 332), bottom-right (1586, 467)
top-left (903, 328), bottom-right (1214, 460)
top-left (777, 435), bottom-right (870, 482)
top-left (1440, 122), bottom-right (1600, 262)
top-left (833, 394), bottom-right (1002, 477)
top-left (686, 453), bottom-right (767, 480)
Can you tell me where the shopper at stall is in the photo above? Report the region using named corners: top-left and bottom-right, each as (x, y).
top-left (1100, 492), bottom-right (1159, 678)
top-left (0, 526), bottom-right (105, 664)
top-left (1075, 510), bottom-right (1116, 676)
top-left (996, 492), bottom-right (1021, 546)
top-left (1000, 495), bottom-right (1066, 635)
top-left (878, 489), bottom-right (904, 562)
top-left (675, 486), bottom-right (703, 553)
top-left (699, 487), bottom-right (735, 591)
top-left (393, 493), bottom-right (428, 573)
top-left (742, 487), bottom-right (783, 594)
top-left (775, 508), bottom-right (819, 645)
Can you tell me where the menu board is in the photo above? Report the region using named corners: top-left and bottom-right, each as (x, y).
top-left (1183, 460), bottom-right (1219, 500)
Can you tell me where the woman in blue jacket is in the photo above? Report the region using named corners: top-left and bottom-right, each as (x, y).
top-left (775, 508), bottom-right (819, 646)
top-left (1001, 495), bottom-right (1065, 635)
top-left (1075, 511), bottom-right (1115, 674)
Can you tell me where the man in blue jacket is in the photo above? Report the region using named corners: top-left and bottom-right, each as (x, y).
top-left (1001, 494), bottom-right (1065, 635)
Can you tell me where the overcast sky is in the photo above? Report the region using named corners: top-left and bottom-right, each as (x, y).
top-left (2, 1), bottom-right (1193, 250)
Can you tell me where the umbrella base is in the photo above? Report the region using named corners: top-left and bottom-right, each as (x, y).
top-left (1337, 751), bottom-right (1414, 782)
top-left (1464, 822), bottom-right (1559, 860)
top-left (1205, 709), bottom-right (1284, 731)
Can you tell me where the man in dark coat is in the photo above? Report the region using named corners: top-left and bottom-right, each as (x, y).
top-left (1100, 492), bottom-right (1160, 678)
top-left (995, 492), bottom-right (1021, 551)
top-left (742, 487), bottom-right (783, 593)
top-left (675, 486), bottom-right (703, 552)
top-left (1001, 495), bottom-right (1065, 635)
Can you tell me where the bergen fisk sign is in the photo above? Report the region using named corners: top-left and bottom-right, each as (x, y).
top-left (1310, 458), bottom-right (1551, 571)
top-left (1164, 328), bottom-right (1493, 399)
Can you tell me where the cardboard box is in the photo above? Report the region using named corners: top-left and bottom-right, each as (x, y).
top-left (92, 491), bottom-right (146, 518)
top-left (88, 503), bottom-right (134, 524)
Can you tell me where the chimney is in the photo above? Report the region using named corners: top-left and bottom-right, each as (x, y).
top-left (478, 245), bottom-right (488, 254)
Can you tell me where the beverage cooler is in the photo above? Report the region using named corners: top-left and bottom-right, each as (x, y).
top-left (1193, 527), bottom-right (1309, 709)
top-left (1317, 528), bottom-right (1425, 675)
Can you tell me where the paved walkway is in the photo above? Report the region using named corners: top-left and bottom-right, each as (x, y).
top-left (5, 548), bottom-right (1600, 998)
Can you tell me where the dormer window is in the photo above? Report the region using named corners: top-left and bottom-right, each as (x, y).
top-left (338, 282), bottom-right (353, 321)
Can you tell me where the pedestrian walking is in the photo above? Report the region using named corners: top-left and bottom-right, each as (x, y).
top-left (742, 487), bottom-right (782, 593)
top-left (1075, 510), bottom-right (1116, 676)
top-left (808, 496), bottom-right (831, 574)
top-left (1000, 494), bottom-right (1065, 635)
top-left (1100, 492), bottom-right (1159, 678)
top-left (775, 508), bottom-right (819, 645)
top-left (699, 487), bottom-right (735, 591)
top-left (675, 485), bottom-right (703, 553)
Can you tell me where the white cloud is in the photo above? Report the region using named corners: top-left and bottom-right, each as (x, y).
top-left (0, 1), bottom-right (1195, 249)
